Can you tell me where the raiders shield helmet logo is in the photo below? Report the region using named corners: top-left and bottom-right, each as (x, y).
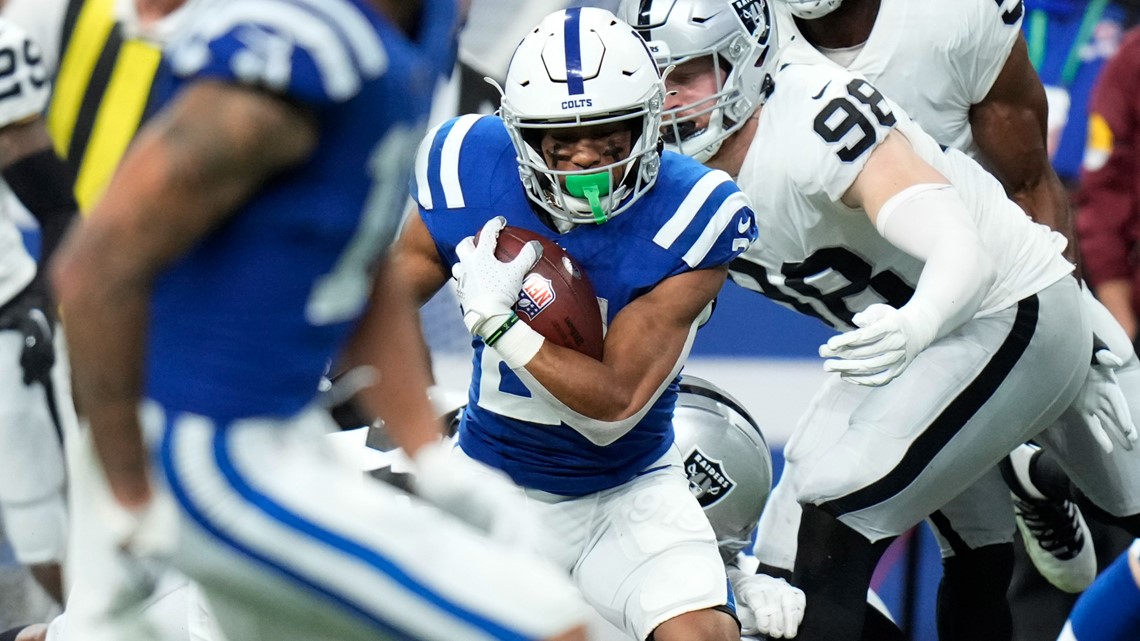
top-left (684, 447), bottom-right (735, 507)
top-left (731, 0), bottom-right (767, 38)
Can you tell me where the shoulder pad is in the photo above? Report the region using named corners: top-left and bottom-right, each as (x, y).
top-left (168, 0), bottom-right (388, 104)
top-left (648, 156), bottom-right (756, 269)
top-left (412, 114), bottom-right (513, 211)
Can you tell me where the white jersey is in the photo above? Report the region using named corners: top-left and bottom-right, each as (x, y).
top-left (774, 0), bottom-right (1024, 158)
top-left (0, 0), bottom-right (67, 74)
top-left (730, 59), bottom-right (1072, 331)
top-left (0, 18), bottom-right (51, 306)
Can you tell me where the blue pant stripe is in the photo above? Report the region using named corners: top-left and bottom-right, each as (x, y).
top-left (162, 415), bottom-right (534, 641)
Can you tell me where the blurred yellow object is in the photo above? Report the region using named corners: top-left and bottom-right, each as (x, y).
top-left (47, 0), bottom-right (162, 212)
top-left (1083, 112), bottom-right (1115, 172)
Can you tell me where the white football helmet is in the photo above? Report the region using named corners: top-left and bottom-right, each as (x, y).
top-left (673, 375), bottom-right (773, 561)
top-left (499, 7), bottom-right (665, 226)
top-left (781, 0), bottom-right (843, 19)
top-left (620, 0), bottom-right (777, 162)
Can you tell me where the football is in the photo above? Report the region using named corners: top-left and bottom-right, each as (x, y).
top-left (480, 225), bottom-right (605, 360)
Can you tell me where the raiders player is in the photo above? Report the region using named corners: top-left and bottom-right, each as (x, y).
top-left (0, 16), bottom-right (81, 605)
top-left (630, 0), bottom-right (1140, 632)
top-left (766, 0), bottom-right (1140, 627)
top-left (629, 1), bottom-right (1101, 640)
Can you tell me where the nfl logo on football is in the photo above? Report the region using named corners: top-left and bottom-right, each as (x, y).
top-left (516, 273), bottom-right (557, 320)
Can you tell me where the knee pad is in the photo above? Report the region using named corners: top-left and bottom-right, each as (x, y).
top-left (2, 493), bottom-right (67, 564)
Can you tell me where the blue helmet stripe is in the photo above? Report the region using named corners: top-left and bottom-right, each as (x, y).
top-left (564, 8), bottom-right (585, 95)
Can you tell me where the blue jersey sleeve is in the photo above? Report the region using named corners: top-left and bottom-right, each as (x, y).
top-left (166, 0), bottom-right (389, 106)
top-left (412, 115), bottom-right (521, 265)
top-left (687, 179), bottom-right (757, 271)
top-left (648, 157), bottom-right (758, 273)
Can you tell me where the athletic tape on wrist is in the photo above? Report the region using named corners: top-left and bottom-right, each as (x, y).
top-left (493, 319), bottom-right (545, 369)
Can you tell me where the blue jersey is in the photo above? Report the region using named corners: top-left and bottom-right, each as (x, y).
top-left (413, 115), bottom-right (757, 495)
top-left (145, 0), bottom-right (458, 420)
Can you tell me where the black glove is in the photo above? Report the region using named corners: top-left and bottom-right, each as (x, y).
top-left (0, 282), bottom-right (56, 387)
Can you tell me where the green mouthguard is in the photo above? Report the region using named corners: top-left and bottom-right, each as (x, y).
top-left (565, 172), bottom-right (611, 224)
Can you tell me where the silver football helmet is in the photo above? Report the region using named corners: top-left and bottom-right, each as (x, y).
top-left (500, 7), bottom-right (665, 226)
top-left (674, 375), bottom-right (773, 561)
top-left (781, 0), bottom-right (843, 19)
top-left (619, 0), bottom-right (777, 162)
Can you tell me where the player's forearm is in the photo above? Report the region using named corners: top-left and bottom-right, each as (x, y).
top-left (523, 341), bottom-right (658, 422)
top-left (969, 61), bottom-right (1077, 266)
top-left (514, 268), bottom-right (722, 434)
top-left (877, 185), bottom-right (996, 339)
top-left (340, 259), bottom-right (442, 457)
top-left (504, 313), bottom-right (697, 448)
top-left (1094, 279), bottom-right (1137, 340)
top-left (524, 283), bottom-right (706, 424)
top-left (51, 234), bottom-right (151, 508)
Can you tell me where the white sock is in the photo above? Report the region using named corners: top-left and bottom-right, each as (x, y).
top-left (1009, 444), bottom-right (1048, 501)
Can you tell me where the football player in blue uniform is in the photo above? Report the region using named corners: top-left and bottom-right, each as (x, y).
top-left (1057, 539), bottom-right (1140, 641)
top-left (393, 7), bottom-right (758, 641)
top-left (50, 1), bottom-right (591, 641)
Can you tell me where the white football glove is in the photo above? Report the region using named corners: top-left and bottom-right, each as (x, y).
top-left (820, 303), bottom-right (938, 387)
top-left (453, 217), bottom-right (541, 345)
top-left (411, 439), bottom-right (537, 548)
top-left (100, 490), bottom-right (181, 560)
top-left (734, 573), bottom-right (806, 639)
top-left (1071, 343), bottom-right (1138, 454)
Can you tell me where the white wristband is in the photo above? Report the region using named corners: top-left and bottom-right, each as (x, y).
top-left (493, 320), bottom-right (545, 369)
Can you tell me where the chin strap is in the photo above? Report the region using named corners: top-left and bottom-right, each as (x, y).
top-left (565, 172), bottom-right (610, 224)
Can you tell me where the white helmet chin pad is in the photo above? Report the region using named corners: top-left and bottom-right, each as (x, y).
top-left (500, 7), bottom-right (665, 226)
top-left (782, 0), bottom-right (843, 19)
top-left (619, 0), bottom-right (777, 163)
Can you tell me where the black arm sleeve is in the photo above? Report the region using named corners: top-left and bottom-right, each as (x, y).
top-left (3, 147), bottom-right (78, 264)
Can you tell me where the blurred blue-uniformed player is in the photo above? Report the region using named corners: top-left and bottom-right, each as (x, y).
top-left (50, 1), bottom-right (592, 640)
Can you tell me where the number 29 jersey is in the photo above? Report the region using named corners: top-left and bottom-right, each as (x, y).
top-left (730, 57), bottom-right (1072, 332)
top-left (413, 114), bottom-right (756, 496)
top-left (144, 0), bottom-right (458, 421)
